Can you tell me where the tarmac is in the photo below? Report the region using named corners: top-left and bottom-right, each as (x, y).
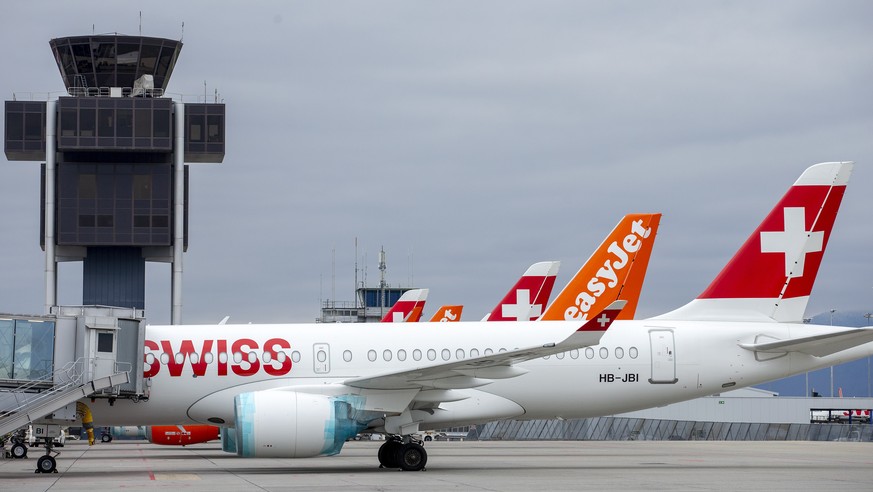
top-left (1, 439), bottom-right (872, 491)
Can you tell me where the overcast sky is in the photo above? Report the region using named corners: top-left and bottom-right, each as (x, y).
top-left (1, 1), bottom-right (871, 325)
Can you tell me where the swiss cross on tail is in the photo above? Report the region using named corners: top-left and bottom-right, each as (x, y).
top-left (381, 288), bottom-right (429, 323)
top-left (656, 162), bottom-right (854, 323)
top-left (486, 261), bottom-right (560, 321)
top-left (699, 162), bottom-right (851, 301)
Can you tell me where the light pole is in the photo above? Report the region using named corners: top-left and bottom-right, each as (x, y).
top-left (830, 309), bottom-right (836, 397)
top-left (866, 313), bottom-right (872, 397)
top-left (803, 317), bottom-right (812, 396)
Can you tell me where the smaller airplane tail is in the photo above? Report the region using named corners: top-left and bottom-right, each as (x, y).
top-left (429, 305), bottom-right (463, 322)
top-left (655, 162), bottom-right (853, 323)
top-left (485, 261), bottom-right (560, 321)
top-left (381, 288), bottom-right (429, 323)
top-left (540, 213), bottom-right (661, 321)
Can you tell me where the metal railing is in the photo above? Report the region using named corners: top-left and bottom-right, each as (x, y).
top-left (0, 359), bottom-right (87, 418)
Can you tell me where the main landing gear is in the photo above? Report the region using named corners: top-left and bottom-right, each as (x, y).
top-left (378, 435), bottom-right (427, 471)
top-left (33, 438), bottom-right (60, 474)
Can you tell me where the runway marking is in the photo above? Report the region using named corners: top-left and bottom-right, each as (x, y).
top-left (153, 473), bottom-right (201, 480)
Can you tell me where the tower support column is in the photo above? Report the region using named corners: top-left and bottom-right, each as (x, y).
top-left (172, 102), bottom-right (185, 325)
top-left (44, 100), bottom-right (57, 313)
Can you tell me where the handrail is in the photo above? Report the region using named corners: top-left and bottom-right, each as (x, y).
top-left (0, 359), bottom-right (88, 416)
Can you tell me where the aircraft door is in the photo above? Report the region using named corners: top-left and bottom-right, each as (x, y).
top-left (648, 329), bottom-right (677, 384)
top-left (91, 330), bottom-right (117, 380)
top-left (313, 343), bottom-right (330, 374)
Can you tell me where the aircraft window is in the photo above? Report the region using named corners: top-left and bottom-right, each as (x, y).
top-left (248, 352), bottom-right (258, 364)
top-left (190, 352), bottom-right (200, 364)
top-left (160, 352), bottom-right (170, 364)
top-left (276, 351), bottom-right (286, 363)
top-left (383, 349), bottom-right (392, 361)
top-left (174, 353), bottom-right (184, 365)
top-left (599, 347), bottom-right (609, 359)
top-left (427, 349), bottom-right (437, 361)
top-left (629, 347), bottom-right (638, 359)
top-left (218, 352), bottom-right (228, 364)
top-left (204, 352), bottom-right (214, 364)
top-left (484, 348), bottom-right (493, 356)
top-left (233, 352), bottom-right (243, 364)
top-left (343, 350), bottom-right (352, 362)
top-left (570, 349), bottom-right (579, 359)
top-left (556, 352), bottom-right (565, 360)
top-left (498, 348), bottom-right (507, 353)
top-left (145, 353), bottom-right (156, 365)
top-left (291, 351), bottom-right (301, 363)
top-left (262, 351), bottom-right (273, 363)
top-left (413, 349), bottom-right (422, 361)
top-left (397, 349), bottom-right (407, 361)
top-left (470, 348), bottom-right (480, 358)
top-left (585, 347), bottom-right (595, 359)
top-left (615, 347), bottom-right (624, 359)
top-left (543, 355), bottom-right (550, 360)
top-left (441, 349), bottom-right (451, 361)
top-left (368, 350), bottom-right (377, 362)
top-left (316, 350), bottom-right (326, 363)
top-left (456, 349), bottom-right (465, 359)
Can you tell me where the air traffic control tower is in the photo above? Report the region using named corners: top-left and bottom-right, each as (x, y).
top-left (4, 35), bottom-right (225, 323)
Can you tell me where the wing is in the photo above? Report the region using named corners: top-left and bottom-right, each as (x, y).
top-left (346, 301), bottom-right (626, 391)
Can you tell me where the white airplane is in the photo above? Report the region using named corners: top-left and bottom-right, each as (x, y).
top-left (81, 161), bottom-right (872, 473)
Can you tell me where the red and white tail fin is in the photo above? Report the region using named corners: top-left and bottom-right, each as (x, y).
top-left (485, 261), bottom-right (560, 321)
top-left (655, 161), bottom-right (853, 323)
top-left (428, 305), bottom-right (463, 322)
top-left (540, 214), bottom-right (661, 321)
top-left (381, 288), bottom-right (429, 323)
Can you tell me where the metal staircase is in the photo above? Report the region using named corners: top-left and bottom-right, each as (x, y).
top-left (0, 359), bottom-right (129, 437)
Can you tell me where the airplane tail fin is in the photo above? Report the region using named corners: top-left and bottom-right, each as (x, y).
top-left (485, 261), bottom-right (560, 321)
top-left (655, 161), bottom-right (853, 323)
top-left (381, 288), bottom-right (429, 323)
top-left (429, 305), bottom-right (463, 322)
top-left (540, 213), bottom-right (661, 321)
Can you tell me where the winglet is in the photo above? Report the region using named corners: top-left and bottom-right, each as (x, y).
top-left (540, 214), bottom-right (661, 322)
top-left (575, 300), bottom-right (626, 332)
top-left (381, 288), bottom-right (429, 323)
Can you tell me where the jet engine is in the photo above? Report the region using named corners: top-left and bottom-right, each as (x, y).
top-left (233, 390), bottom-right (365, 458)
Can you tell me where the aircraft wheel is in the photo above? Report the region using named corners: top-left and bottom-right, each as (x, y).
top-left (396, 442), bottom-right (427, 471)
top-left (423, 435), bottom-right (432, 442)
top-left (11, 442), bottom-right (27, 459)
top-left (36, 455), bottom-right (56, 474)
top-left (101, 434), bottom-right (112, 443)
top-left (378, 440), bottom-right (401, 468)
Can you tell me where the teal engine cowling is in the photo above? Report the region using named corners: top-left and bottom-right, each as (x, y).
top-left (233, 390), bottom-right (366, 458)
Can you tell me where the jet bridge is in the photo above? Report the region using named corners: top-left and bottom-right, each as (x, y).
top-left (0, 306), bottom-right (145, 470)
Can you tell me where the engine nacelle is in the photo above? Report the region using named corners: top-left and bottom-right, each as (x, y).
top-left (234, 390), bottom-right (364, 458)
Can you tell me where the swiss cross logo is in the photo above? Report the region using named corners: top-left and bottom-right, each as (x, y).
top-left (759, 207), bottom-right (823, 278)
top-left (501, 289), bottom-right (541, 321)
top-left (596, 313), bottom-right (611, 327)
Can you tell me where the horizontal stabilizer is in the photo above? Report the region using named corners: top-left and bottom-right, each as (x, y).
top-left (739, 328), bottom-right (873, 358)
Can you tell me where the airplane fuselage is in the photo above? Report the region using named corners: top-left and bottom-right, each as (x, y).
top-left (85, 319), bottom-right (873, 430)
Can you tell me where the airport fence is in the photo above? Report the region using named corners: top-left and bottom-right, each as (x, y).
top-left (473, 417), bottom-right (873, 442)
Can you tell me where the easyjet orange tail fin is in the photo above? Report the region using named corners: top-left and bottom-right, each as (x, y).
top-left (428, 305), bottom-right (463, 322)
top-left (540, 213), bottom-right (660, 321)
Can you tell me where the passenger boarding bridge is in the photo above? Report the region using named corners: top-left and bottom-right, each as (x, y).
top-left (0, 306), bottom-right (145, 472)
